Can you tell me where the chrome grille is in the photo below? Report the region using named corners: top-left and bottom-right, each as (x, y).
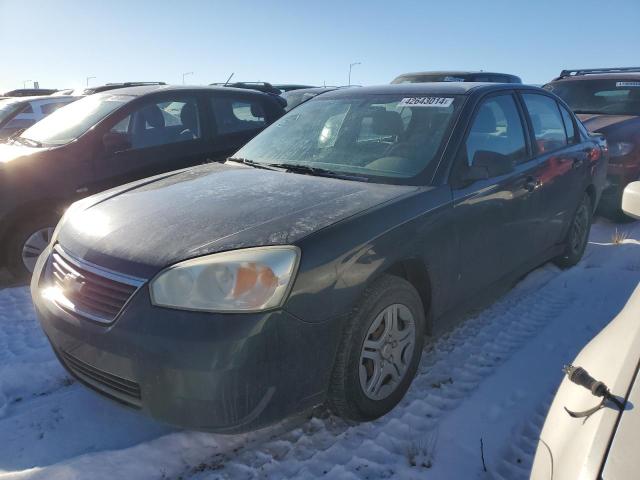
top-left (47, 245), bottom-right (145, 324)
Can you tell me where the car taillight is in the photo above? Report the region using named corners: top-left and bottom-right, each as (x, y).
top-left (587, 146), bottom-right (602, 164)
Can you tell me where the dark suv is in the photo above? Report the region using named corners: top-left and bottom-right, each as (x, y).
top-left (0, 85), bottom-right (284, 277)
top-left (391, 71), bottom-right (522, 84)
top-left (545, 67), bottom-right (640, 216)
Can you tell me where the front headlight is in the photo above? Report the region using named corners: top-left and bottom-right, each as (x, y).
top-left (150, 246), bottom-right (300, 312)
top-left (609, 141), bottom-right (634, 158)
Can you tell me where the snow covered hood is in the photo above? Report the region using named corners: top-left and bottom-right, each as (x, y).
top-left (531, 282), bottom-right (640, 480)
top-left (56, 162), bottom-right (417, 277)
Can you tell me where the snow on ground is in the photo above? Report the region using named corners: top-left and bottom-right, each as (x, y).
top-left (0, 219), bottom-right (639, 480)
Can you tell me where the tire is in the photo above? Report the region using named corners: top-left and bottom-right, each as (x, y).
top-left (328, 274), bottom-right (426, 421)
top-left (554, 193), bottom-right (592, 269)
top-left (5, 214), bottom-right (58, 280)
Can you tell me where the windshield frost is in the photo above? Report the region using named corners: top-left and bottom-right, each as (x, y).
top-left (19, 94), bottom-right (131, 145)
top-left (235, 94), bottom-right (461, 182)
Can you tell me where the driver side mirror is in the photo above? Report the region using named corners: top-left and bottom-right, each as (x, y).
top-left (622, 181), bottom-right (640, 219)
top-left (102, 131), bottom-right (131, 153)
top-left (462, 150), bottom-right (514, 184)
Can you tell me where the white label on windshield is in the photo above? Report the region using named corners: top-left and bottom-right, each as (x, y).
top-left (444, 76), bottom-right (465, 82)
top-left (616, 81), bottom-right (640, 87)
top-left (399, 97), bottom-right (454, 107)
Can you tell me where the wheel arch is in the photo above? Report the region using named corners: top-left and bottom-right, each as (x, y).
top-left (380, 257), bottom-right (434, 335)
top-left (0, 200), bottom-right (65, 261)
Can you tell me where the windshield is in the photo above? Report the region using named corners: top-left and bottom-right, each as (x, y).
top-left (546, 79), bottom-right (640, 116)
top-left (234, 93), bottom-right (463, 184)
top-left (0, 99), bottom-right (26, 125)
top-left (19, 93), bottom-right (132, 145)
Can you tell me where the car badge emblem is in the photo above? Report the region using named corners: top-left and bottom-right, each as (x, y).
top-left (62, 272), bottom-right (85, 295)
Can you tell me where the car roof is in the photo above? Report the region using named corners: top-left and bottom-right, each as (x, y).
top-left (318, 82), bottom-right (540, 98)
top-left (397, 70), bottom-right (516, 77)
top-left (95, 84), bottom-right (275, 97)
top-left (0, 95), bottom-right (77, 104)
top-left (282, 87), bottom-right (337, 95)
top-left (550, 72), bottom-right (640, 82)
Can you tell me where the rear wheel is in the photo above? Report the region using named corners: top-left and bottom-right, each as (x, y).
top-left (328, 275), bottom-right (425, 421)
top-left (6, 214), bottom-right (58, 280)
top-left (554, 193), bottom-right (592, 268)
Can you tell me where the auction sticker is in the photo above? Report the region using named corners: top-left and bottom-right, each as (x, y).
top-left (399, 97), bottom-right (454, 107)
top-left (616, 82), bottom-right (640, 87)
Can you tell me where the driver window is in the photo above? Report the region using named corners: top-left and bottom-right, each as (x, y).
top-left (464, 94), bottom-right (528, 168)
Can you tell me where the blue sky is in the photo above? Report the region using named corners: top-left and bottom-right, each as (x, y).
top-left (1, 0), bottom-right (638, 92)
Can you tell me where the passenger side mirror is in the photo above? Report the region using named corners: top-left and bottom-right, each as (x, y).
top-left (462, 150), bottom-right (514, 184)
top-left (102, 132), bottom-right (131, 153)
top-left (622, 181), bottom-right (640, 219)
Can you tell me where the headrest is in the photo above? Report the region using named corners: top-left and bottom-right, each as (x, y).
top-left (142, 104), bottom-right (165, 129)
top-left (180, 102), bottom-right (198, 129)
top-left (472, 106), bottom-right (497, 134)
top-left (530, 113), bottom-right (542, 133)
top-left (250, 103), bottom-right (265, 119)
top-left (371, 110), bottom-right (404, 136)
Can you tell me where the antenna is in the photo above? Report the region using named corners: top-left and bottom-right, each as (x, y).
top-left (224, 73), bottom-right (234, 86)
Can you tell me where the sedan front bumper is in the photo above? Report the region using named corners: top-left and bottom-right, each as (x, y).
top-left (31, 246), bottom-right (340, 433)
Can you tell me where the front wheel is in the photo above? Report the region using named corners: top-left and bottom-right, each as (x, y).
top-left (554, 193), bottom-right (592, 269)
top-left (328, 275), bottom-right (426, 421)
top-left (6, 214), bottom-right (58, 280)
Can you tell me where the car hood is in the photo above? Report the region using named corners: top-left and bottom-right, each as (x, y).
top-left (577, 113), bottom-right (639, 134)
top-left (57, 163), bottom-right (418, 277)
top-left (531, 283), bottom-right (640, 480)
top-left (0, 142), bottom-right (47, 165)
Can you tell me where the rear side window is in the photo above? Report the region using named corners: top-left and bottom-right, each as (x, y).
top-left (464, 94), bottom-right (528, 167)
top-left (522, 94), bottom-right (567, 154)
top-left (558, 104), bottom-right (577, 144)
top-left (21, 103), bottom-right (34, 114)
top-left (211, 96), bottom-right (266, 135)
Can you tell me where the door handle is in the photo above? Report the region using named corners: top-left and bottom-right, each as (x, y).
top-left (524, 177), bottom-right (541, 192)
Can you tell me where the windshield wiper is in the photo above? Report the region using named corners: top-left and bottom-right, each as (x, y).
top-left (12, 136), bottom-right (43, 148)
top-left (572, 110), bottom-right (603, 115)
top-left (268, 163), bottom-right (369, 182)
top-left (226, 157), bottom-right (284, 171)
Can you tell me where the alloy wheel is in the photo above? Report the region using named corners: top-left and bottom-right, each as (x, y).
top-left (22, 227), bottom-right (54, 273)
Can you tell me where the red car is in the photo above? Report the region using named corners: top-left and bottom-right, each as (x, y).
top-left (545, 67), bottom-right (640, 217)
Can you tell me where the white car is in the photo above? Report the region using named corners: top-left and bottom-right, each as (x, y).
top-left (531, 181), bottom-right (640, 480)
top-left (0, 95), bottom-right (78, 141)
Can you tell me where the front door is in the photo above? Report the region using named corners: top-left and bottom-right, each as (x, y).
top-left (93, 93), bottom-right (211, 191)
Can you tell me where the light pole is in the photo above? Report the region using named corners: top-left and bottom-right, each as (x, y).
top-left (348, 62), bottom-right (361, 86)
top-left (86, 76), bottom-right (96, 87)
top-left (182, 72), bottom-right (194, 85)
top-left (22, 80), bottom-right (32, 89)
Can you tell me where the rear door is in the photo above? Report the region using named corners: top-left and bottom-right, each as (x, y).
top-left (206, 92), bottom-right (272, 160)
top-left (519, 92), bottom-right (588, 249)
top-left (93, 92), bottom-right (211, 190)
top-left (450, 92), bottom-right (540, 297)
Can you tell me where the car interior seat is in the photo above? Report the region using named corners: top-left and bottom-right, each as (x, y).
top-left (179, 102), bottom-right (199, 140)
